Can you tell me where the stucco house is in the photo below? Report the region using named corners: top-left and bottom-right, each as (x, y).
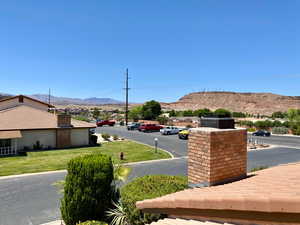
top-left (0, 95), bottom-right (96, 156)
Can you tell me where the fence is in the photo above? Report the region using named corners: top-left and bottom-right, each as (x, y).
top-left (0, 146), bottom-right (17, 156)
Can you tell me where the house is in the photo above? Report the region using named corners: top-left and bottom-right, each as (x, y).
top-left (137, 127), bottom-right (300, 225)
top-left (0, 95), bottom-right (96, 156)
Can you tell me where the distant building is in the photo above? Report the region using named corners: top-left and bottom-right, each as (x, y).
top-left (0, 95), bottom-right (96, 156)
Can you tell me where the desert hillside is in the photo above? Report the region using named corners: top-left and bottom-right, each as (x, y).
top-left (161, 92), bottom-right (300, 115)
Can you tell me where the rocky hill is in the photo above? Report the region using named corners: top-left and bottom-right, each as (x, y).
top-left (162, 92), bottom-right (300, 115)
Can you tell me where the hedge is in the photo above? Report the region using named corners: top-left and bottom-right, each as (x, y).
top-left (61, 154), bottom-right (114, 225)
top-left (121, 175), bottom-right (188, 225)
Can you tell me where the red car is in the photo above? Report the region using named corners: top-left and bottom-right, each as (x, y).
top-left (96, 120), bottom-right (115, 127)
top-left (138, 124), bottom-right (163, 132)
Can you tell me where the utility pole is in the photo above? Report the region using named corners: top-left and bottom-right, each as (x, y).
top-left (124, 68), bottom-right (130, 125)
top-left (48, 88), bottom-right (51, 105)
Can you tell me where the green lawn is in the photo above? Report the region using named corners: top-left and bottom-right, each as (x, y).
top-left (0, 141), bottom-right (171, 176)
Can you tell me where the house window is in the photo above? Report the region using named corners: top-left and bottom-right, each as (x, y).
top-left (0, 139), bottom-right (11, 148)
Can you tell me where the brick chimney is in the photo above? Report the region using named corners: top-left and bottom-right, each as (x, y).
top-left (188, 127), bottom-right (247, 187)
top-left (57, 114), bottom-right (72, 128)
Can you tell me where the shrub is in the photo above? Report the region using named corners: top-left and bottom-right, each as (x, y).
top-left (250, 166), bottom-right (268, 172)
top-left (77, 221), bottom-right (107, 225)
top-left (272, 127), bottom-right (289, 134)
top-left (113, 135), bottom-right (119, 141)
top-left (214, 108), bottom-right (232, 117)
top-left (292, 125), bottom-right (300, 135)
top-left (119, 121), bottom-right (125, 126)
top-left (121, 175), bottom-right (188, 225)
top-left (247, 127), bottom-right (256, 132)
top-left (61, 154), bottom-right (114, 225)
top-left (102, 133), bottom-right (111, 141)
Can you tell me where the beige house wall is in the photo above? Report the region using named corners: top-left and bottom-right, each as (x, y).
top-left (18, 130), bottom-right (56, 150)
top-left (23, 98), bottom-right (49, 111)
top-left (71, 128), bottom-right (89, 147)
top-left (0, 98), bottom-right (49, 111)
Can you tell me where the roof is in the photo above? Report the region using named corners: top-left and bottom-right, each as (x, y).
top-left (147, 218), bottom-right (232, 225)
top-left (0, 105), bottom-right (95, 130)
top-left (0, 130), bottom-right (22, 139)
top-left (0, 95), bottom-right (55, 108)
top-left (137, 162), bottom-right (300, 214)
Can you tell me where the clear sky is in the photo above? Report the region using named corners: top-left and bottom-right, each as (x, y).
top-left (1, 0), bottom-right (300, 103)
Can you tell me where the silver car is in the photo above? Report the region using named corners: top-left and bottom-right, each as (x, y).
top-left (160, 126), bottom-right (180, 135)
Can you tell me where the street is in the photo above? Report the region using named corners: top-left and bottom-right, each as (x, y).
top-left (1, 126), bottom-right (300, 225)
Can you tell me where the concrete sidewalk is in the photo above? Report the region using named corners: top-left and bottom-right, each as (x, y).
top-left (40, 220), bottom-right (63, 225)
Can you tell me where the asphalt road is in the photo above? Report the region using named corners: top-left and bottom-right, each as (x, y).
top-left (0, 172), bottom-right (65, 225)
top-left (96, 126), bottom-right (188, 157)
top-left (97, 126), bottom-right (300, 156)
top-left (2, 127), bottom-right (300, 225)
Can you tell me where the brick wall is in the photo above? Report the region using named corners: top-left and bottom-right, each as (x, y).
top-left (57, 114), bottom-right (71, 127)
top-left (188, 127), bottom-right (247, 187)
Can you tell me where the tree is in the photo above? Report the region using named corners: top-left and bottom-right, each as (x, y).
top-left (157, 116), bottom-right (169, 125)
top-left (92, 108), bottom-right (101, 119)
top-left (168, 110), bottom-right (176, 117)
top-left (129, 106), bottom-right (143, 122)
top-left (194, 108), bottom-right (212, 117)
top-left (214, 108), bottom-right (232, 117)
top-left (182, 110), bottom-right (194, 117)
top-left (141, 100), bottom-right (161, 120)
top-left (271, 111), bottom-right (286, 119)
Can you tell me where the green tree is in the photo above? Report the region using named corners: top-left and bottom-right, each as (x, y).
top-left (271, 111), bottom-right (286, 119)
top-left (168, 110), bottom-right (176, 117)
top-left (141, 100), bottom-right (161, 120)
top-left (182, 110), bottom-right (194, 117)
top-left (214, 108), bottom-right (232, 117)
top-left (129, 106), bottom-right (143, 122)
top-left (92, 108), bottom-right (101, 119)
top-left (194, 108), bottom-right (212, 117)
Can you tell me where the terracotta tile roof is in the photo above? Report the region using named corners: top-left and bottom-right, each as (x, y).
top-left (137, 162), bottom-right (300, 214)
top-left (0, 105), bottom-right (95, 130)
top-left (147, 218), bottom-right (232, 224)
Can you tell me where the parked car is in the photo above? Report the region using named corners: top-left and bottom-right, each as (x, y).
top-left (252, 130), bottom-right (271, 137)
top-left (160, 126), bottom-right (180, 135)
top-left (96, 120), bottom-right (115, 127)
top-left (138, 124), bottom-right (163, 132)
top-left (127, 122), bottom-right (141, 130)
top-left (178, 129), bottom-right (190, 139)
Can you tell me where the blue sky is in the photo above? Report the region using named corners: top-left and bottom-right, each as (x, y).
top-left (1, 0), bottom-right (300, 102)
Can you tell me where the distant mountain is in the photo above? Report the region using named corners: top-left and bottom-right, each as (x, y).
top-left (30, 94), bottom-right (124, 105)
top-left (161, 91), bottom-right (300, 115)
top-left (0, 93), bottom-right (12, 100)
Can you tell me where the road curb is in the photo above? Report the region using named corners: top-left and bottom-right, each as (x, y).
top-left (127, 139), bottom-right (175, 158)
top-left (0, 170), bottom-right (67, 180)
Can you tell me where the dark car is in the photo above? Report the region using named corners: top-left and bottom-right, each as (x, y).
top-left (127, 122), bottom-right (141, 130)
top-left (252, 130), bottom-right (271, 137)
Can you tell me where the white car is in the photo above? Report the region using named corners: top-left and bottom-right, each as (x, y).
top-left (160, 126), bottom-right (180, 135)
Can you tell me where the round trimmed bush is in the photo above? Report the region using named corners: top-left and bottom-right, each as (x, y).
top-left (77, 221), bottom-right (107, 225)
top-left (272, 127), bottom-right (289, 134)
top-left (121, 175), bottom-right (188, 225)
top-left (61, 154), bottom-right (114, 225)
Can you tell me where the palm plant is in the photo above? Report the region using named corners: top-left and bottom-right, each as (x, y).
top-left (106, 200), bottom-right (129, 225)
